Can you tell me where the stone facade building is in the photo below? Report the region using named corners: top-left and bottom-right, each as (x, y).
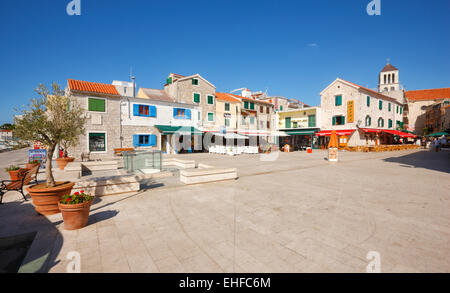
top-left (319, 78), bottom-right (404, 147)
top-left (67, 79), bottom-right (122, 160)
top-left (404, 88), bottom-right (450, 135)
top-left (164, 73), bottom-right (216, 132)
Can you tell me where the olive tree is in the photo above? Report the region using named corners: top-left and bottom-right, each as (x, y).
top-left (14, 83), bottom-right (87, 187)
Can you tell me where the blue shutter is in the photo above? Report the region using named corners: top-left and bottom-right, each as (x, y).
top-left (185, 109), bottom-right (191, 120)
top-left (133, 135), bottom-right (139, 146)
top-left (149, 135), bottom-right (157, 146)
top-left (173, 108), bottom-right (178, 118)
top-left (133, 104), bottom-right (140, 116)
top-left (150, 106), bottom-right (157, 117)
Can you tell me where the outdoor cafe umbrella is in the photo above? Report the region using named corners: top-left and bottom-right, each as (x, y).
top-left (328, 130), bottom-right (338, 148)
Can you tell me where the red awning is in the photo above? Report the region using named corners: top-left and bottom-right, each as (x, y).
top-left (315, 130), bottom-right (355, 137)
top-left (361, 128), bottom-right (383, 133)
top-left (383, 130), bottom-right (417, 138)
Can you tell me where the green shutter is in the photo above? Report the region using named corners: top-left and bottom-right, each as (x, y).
top-left (285, 117), bottom-right (291, 128)
top-left (367, 96), bottom-right (370, 107)
top-left (244, 101), bottom-right (249, 109)
top-left (225, 103), bottom-right (230, 111)
top-left (335, 95), bottom-right (342, 106)
top-left (88, 98), bottom-right (105, 112)
top-left (250, 102), bottom-right (255, 110)
top-left (193, 93), bottom-right (200, 103)
top-left (208, 113), bottom-right (214, 121)
top-left (208, 95), bottom-right (214, 104)
top-left (332, 117), bottom-right (336, 125)
top-left (308, 115), bottom-right (316, 127)
top-left (379, 100), bottom-right (382, 110)
top-left (388, 103), bottom-right (391, 111)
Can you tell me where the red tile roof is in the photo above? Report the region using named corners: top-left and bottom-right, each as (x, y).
top-left (405, 88), bottom-right (450, 101)
top-left (228, 93), bottom-right (273, 105)
top-left (215, 92), bottom-right (241, 103)
top-left (68, 79), bottom-right (120, 96)
top-left (381, 64), bottom-right (398, 72)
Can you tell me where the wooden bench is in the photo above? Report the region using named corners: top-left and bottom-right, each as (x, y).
top-left (0, 165), bottom-right (39, 204)
top-left (114, 148), bottom-right (135, 156)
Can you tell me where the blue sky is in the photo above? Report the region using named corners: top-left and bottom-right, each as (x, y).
top-left (0, 0), bottom-right (449, 124)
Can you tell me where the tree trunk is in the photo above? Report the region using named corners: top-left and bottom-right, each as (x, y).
top-left (46, 144), bottom-right (56, 188)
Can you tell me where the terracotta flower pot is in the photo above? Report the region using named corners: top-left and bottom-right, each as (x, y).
top-left (26, 163), bottom-right (40, 170)
top-left (56, 157), bottom-right (75, 170)
top-left (58, 199), bottom-right (93, 230)
top-left (27, 181), bottom-right (75, 216)
top-left (8, 168), bottom-right (27, 181)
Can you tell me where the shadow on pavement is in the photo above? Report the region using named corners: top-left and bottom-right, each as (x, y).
top-left (382, 150), bottom-right (450, 173)
top-left (0, 201), bottom-right (63, 273)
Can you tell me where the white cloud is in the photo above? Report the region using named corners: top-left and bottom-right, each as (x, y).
top-left (307, 43), bottom-right (318, 47)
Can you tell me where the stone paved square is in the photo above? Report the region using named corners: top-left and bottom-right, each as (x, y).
top-left (1, 149), bottom-right (449, 273)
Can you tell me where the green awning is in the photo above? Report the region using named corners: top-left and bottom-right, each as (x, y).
top-left (283, 129), bottom-right (318, 135)
top-left (177, 126), bottom-right (203, 135)
top-left (155, 125), bottom-right (202, 135)
top-left (426, 131), bottom-right (449, 137)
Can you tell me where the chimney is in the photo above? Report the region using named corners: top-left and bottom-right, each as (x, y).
top-left (131, 76), bottom-right (136, 98)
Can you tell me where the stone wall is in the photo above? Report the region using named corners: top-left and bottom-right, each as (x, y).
top-left (68, 93), bottom-right (122, 160)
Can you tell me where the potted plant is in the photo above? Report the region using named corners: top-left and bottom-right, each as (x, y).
top-left (26, 159), bottom-right (41, 170)
top-left (56, 139), bottom-right (76, 170)
top-left (14, 83), bottom-right (87, 216)
top-left (5, 165), bottom-right (26, 181)
top-left (58, 191), bottom-right (94, 230)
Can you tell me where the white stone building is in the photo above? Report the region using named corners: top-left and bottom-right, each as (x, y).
top-left (319, 78), bottom-right (405, 147)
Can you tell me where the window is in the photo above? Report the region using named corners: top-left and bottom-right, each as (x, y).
top-left (173, 108), bottom-right (191, 120)
top-left (293, 122), bottom-right (298, 128)
top-left (332, 116), bottom-right (345, 125)
top-left (198, 112), bottom-right (201, 120)
top-left (365, 115), bottom-right (371, 126)
top-left (388, 103), bottom-right (391, 112)
top-left (207, 95), bottom-right (214, 105)
top-left (89, 132), bottom-right (106, 152)
top-left (193, 93), bottom-right (200, 103)
top-left (392, 73), bottom-right (395, 83)
top-left (266, 107), bottom-right (270, 114)
top-left (133, 104), bottom-right (156, 117)
top-left (378, 118), bottom-right (384, 127)
top-left (379, 100), bottom-right (383, 110)
top-left (244, 101), bottom-right (249, 109)
top-left (388, 119), bottom-right (393, 128)
top-left (225, 117), bottom-right (230, 127)
top-left (285, 117), bottom-right (291, 128)
top-left (260, 105), bottom-right (263, 113)
top-left (208, 112), bottom-right (214, 122)
top-left (267, 121), bottom-right (270, 129)
top-left (400, 107), bottom-right (403, 114)
top-left (367, 96), bottom-right (370, 107)
top-left (192, 78), bottom-right (199, 85)
top-left (308, 115), bottom-right (316, 127)
top-left (280, 106), bottom-right (283, 111)
top-left (250, 117), bottom-right (255, 125)
top-left (88, 98), bottom-right (106, 112)
top-left (133, 134), bottom-right (156, 147)
top-left (225, 103), bottom-right (230, 111)
top-left (396, 105), bottom-right (399, 113)
top-left (384, 75), bottom-right (387, 84)
top-left (250, 102), bottom-right (255, 110)
top-left (335, 95), bottom-right (342, 106)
